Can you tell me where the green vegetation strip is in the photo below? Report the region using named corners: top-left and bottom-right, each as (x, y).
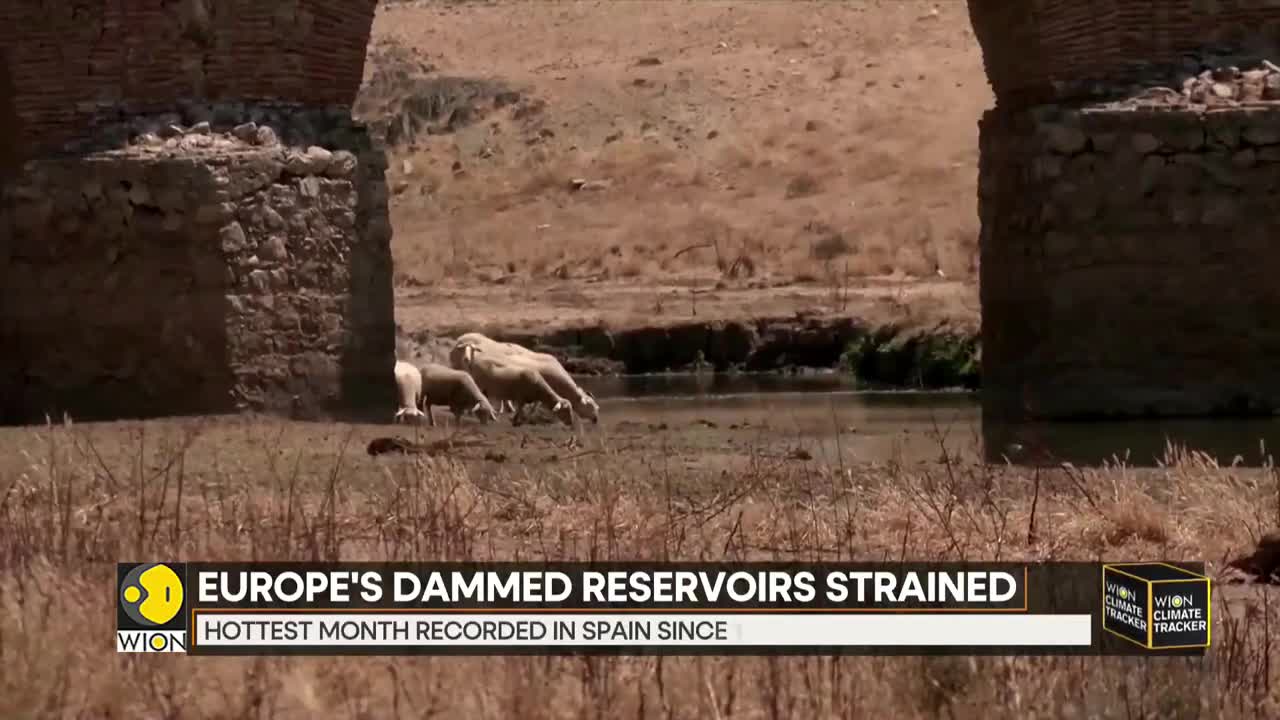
top-left (840, 330), bottom-right (980, 390)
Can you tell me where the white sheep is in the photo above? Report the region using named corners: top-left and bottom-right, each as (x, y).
top-left (450, 333), bottom-right (600, 423)
top-left (450, 333), bottom-right (508, 371)
top-left (418, 362), bottom-right (499, 426)
top-left (392, 360), bottom-right (428, 424)
top-left (449, 334), bottom-right (517, 411)
top-left (457, 348), bottom-right (575, 427)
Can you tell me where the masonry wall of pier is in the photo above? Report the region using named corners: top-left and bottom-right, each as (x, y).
top-left (981, 99), bottom-right (1280, 420)
top-left (968, 0), bottom-right (1280, 423)
top-left (0, 0), bottom-right (395, 423)
top-left (1, 0), bottom-right (378, 156)
top-left (0, 108), bottom-right (395, 423)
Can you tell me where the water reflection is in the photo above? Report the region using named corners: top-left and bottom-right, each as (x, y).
top-left (580, 373), bottom-right (1280, 468)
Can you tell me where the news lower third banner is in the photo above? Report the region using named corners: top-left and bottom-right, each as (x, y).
top-left (115, 561), bottom-right (1211, 656)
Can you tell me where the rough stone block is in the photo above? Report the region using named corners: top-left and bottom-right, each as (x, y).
top-left (980, 104), bottom-right (1280, 423)
top-left (0, 110), bottom-right (395, 423)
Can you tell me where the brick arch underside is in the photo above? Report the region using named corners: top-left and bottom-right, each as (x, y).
top-left (0, 51), bottom-right (19, 180)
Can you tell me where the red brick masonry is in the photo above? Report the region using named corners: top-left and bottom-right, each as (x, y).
top-left (1, 0), bottom-right (378, 155)
top-left (967, 0), bottom-right (1280, 108)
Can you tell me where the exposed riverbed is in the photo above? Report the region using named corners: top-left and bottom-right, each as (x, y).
top-left (575, 375), bottom-right (1280, 468)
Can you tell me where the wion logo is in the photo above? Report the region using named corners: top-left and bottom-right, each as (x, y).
top-left (116, 563), bottom-right (188, 653)
top-left (1102, 562), bottom-right (1211, 650)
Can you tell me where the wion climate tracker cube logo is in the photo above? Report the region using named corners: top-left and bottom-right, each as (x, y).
top-left (1102, 563), bottom-right (1210, 651)
top-left (116, 563), bottom-right (188, 653)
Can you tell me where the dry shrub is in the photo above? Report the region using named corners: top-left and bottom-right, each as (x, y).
top-left (1, 416), bottom-right (1277, 718)
top-left (784, 173), bottom-right (820, 199)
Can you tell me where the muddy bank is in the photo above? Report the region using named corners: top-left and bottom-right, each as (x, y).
top-left (407, 315), bottom-right (981, 390)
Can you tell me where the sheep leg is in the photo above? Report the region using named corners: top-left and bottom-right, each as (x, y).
top-left (511, 401), bottom-right (527, 426)
top-left (425, 400), bottom-right (436, 427)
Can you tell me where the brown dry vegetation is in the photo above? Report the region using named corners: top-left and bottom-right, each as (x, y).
top-left (7, 3), bottom-right (1277, 717)
top-left (2, 415), bottom-right (1279, 718)
top-left (363, 0), bottom-right (986, 334)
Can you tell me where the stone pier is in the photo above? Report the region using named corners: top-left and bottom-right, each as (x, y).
top-left (0, 107), bottom-right (394, 422)
top-left (0, 0), bottom-right (394, 424)
top-left (968, 0), bottom-right (1280, 424)
top-left (981, 96), bottom-right (1280, 420)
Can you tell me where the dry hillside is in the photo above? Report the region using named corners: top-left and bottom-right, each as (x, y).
top-left (360, 0), bottom-right (988, 335)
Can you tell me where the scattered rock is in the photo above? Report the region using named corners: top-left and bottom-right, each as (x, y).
top-left (284, 146), bottom-right (333, 175)
top-left (219, 222), bottom-right (247, 252)
top-left (189, 121), bottom-right (212, 135)
top-left (255, 126), bottom-right (279, 146)
top-left (158, 124), bottom-right (184, 139)
top-left (196, 202), bottom-right (232, 225)
top-left (248, 269), bottom-right (271, 293)
top-left (260, 236), bottom-right (289, 261)
top-left (635, 57), bottom-right (662, 66)
top-left (325, 150), bottom-right (358, 178)
top-left (1080, 56), bottom-right (1280, 110)
top-left (1243, 125), bottom-right (1280, 146)
top-left (1266, 75), bottom-right (1280, 100)
top-left (1046, 124), bottom-right (1088, 154)
top-left (1131, 133), bottom-right (1161, 154)
top-left (298, 176), bottom-right (322, 198)
top-left (569, 178), bottom-right (612, 192)
top-left (1211, 82), bottom-right (1236, 99)
top-left (304, 145), bottom-right (332, 173)
top-left (231, 122), bottom-right (258, 141)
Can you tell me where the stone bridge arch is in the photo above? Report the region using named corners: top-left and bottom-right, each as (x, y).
top-left (0, 50), bottom-right (19, 182)
top-left (0, 0), bottom-right (395, 424)
top-left (968, 0), bottom-right (1280, 430)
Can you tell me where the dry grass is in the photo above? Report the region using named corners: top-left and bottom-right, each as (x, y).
top-left (1, 415), bottom-right (1278, 718)
top-left (366, 1), bottom-right (987, 291)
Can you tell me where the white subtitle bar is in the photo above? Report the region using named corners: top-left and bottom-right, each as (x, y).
top-left (194, 613), bottom-right (1092, 647)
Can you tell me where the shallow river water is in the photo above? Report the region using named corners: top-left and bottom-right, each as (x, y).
top-left (578, 373), bottom-right (1280, 467)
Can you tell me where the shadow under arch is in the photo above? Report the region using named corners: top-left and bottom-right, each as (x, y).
top-left (0, 49), bottom-right (18, 181)
top-left (0, 50), bottom-right (23, 421)
top-left (983, 416), bottom-right (1280, 469)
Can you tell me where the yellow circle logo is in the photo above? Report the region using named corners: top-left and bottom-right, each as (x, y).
top-left (120, 564), bottom-right (184, 626)
top-left (1118, 587), bottom-right (1129, 600)
top-left (1172, 596), bottom-right (1183, 608)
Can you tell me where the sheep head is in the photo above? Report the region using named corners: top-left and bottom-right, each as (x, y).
top-left (460, 344), bottom-right (479, 366)
top-left (551, 398), bottom-right (574, 426)
top-left (577, 392), bottom-right (600, 424)
top-left (472, 402), bottom-right (499, 424)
